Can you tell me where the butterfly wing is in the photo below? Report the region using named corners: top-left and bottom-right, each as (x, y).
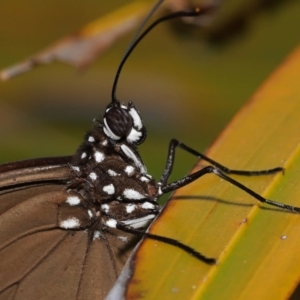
top-left (0, 157), bottom-right (133, 300)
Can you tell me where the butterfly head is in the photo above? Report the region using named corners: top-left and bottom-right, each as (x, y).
top-left (103, 101), bottom-right (146, 145)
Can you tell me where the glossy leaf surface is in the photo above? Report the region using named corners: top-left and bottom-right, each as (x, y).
top-left (126, 45), bottom-right (300, 299)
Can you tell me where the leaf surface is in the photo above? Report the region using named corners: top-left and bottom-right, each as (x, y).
top-left (126, 45), bottom-right (300, 299)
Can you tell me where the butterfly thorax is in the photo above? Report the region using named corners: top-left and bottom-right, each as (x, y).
top-left (60, 100), bottom-right (162, 232)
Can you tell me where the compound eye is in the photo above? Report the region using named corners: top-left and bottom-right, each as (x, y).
top-left (104, 106), bottom-right (133, 139)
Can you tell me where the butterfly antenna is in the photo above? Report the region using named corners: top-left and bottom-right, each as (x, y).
top-left (122, 0), bottom-right (164, 60)
top-left (111, 4), bottom-right (217, 103)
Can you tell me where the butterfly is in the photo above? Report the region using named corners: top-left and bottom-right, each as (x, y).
top-left (1, 3), bottom-right (300, 300)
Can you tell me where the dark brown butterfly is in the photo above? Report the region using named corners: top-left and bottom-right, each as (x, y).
top-left (1, 3), bottom-right (300, 300)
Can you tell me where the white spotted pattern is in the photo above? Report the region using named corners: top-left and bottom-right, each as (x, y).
top-left (123, 188), bottom-right (144, 200)
top-left (88, 136), bottom-right (95, 143)
top-left (89, 172), bottom-right (97, 181)
top-left (108, 169), bottom-right (119, 176)
top-left (94, 151), bottom-right (105, 163)
top-left (88, 210), bottom-right (93, 219)
top-left (141, 202), bottom-right (155, 210)
top-left (60, 217), bottom-right (80, 229)
top-left (93, 231), bottom-right (101, 240)
top-left (140, 176), bottom-right (150, 182)
top-left (66, 196), bottom-right (81, 206)
top-left (126, 204), bottom-right (137, 213)
top-left (103, 184), bottom-right (115, 195)
top-left (125, 165), bottom-right (135, 175)
top-left (106, 219), bottom-right (117, 228)
top-left (101, 204), bottom-right (110, 213)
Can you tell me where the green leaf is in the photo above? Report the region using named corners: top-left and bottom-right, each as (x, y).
top-left (126, 45), bottom-right (300, 299)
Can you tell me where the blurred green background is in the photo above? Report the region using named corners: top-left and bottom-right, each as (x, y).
top-left (0, 0), bottom-right (300, 195)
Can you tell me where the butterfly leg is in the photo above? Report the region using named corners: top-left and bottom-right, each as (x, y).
top-left (161, 164), bottom-right (300, 213)
top-left (115, 222), bottom-right (216, 264)
top-left (159, 139), bottom-right (283, 187)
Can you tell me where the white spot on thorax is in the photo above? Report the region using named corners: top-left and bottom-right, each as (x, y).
top-left (81, 152), bottom-right (87, 159)
top-left (60, 217), bottom-right (80, 229)
top-left (140, 176), bottom-right (150, 182)
top-left (101, 204), bottom-right (110, 213)
top-left (88, 210), bottom-right (93, 219)
top-left (141, 202), bottom-right (155, 210)
top-left (66, 196), bottom-right (81, 206)
top-left (102, 139), bottom-right (108, 146)
top-left (126, 204), bottom-right (137, 213)
top-left (89, 172), bottom-right (97, 181)
top-left (94, 151), bottom-right (105, 163)
top-left (108, 169), bottom-right (119, 176)
top-left (88, 136), bottom-right (95, 143)
top-left (125, 165), bottom-right (135, 175)
top-left (103, 184), bottom-right (115, 195)
top-left (106, 219), bottom-right (117, 228)
top-left (123, 188), bottom-right (145, 200)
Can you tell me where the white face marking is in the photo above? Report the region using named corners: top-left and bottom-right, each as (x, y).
top-left (108, 169), bottom-right (119, 176)
top-left (121, 214), bottom-right (156, 229)
top-left (89, 172), bottom-right (97, 181)
top-left (94, 151), bottom-right (105, 163)
top-left (126, 204), bottom-right (137, 213)
top-left (103, 184), bottom-right (115, 195)
top-left (81, 152), bottom-right (87, 159)
top-left (140, 176), bottom-right (150, 182)
top-left (101, 204), bottom-right (110, 213)
top-left (102, 139), bottom-right (108, 146)
top-left (88, 136), bottom-right (95, 143)
top-left (125, 165), bottom-right (135, 175)
top-left (66, 196), bottom-right (81, 206)
top-left (121, 144), bottom-right (147, 174)
top-left (127, 127), bottom-right (142, 143)
top-left (106, 219), bottom-right (117, 228)
top-left (103, 118), bottom-right (121, 140)
top-left (123, 188), bottom-right (145, 200)
top-left (60, 217), bottom-right (80, 229)
top-left (71, 166), bottom-right (80, 172)
top-left (141, 202), bottom-right (155, 210)
top-left (129, 107), bottom-right (143, 129)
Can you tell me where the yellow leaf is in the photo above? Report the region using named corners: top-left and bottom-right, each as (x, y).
top-left (126, 45), bottom-right (300, 299)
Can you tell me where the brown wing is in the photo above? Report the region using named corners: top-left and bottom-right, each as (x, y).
top-left (0, 157), bottom-right (133, 300)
